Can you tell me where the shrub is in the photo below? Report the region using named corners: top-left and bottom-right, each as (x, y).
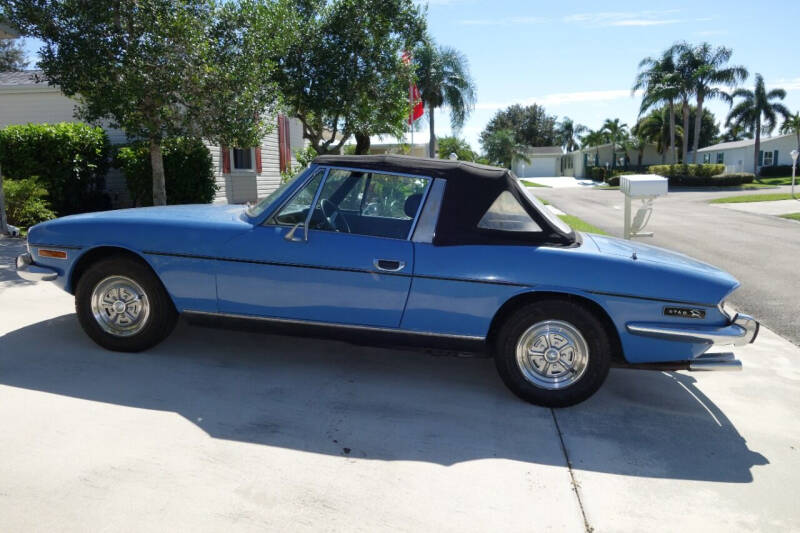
top-left (0, 122), bottom-right (111, 216)
top-left (2, 177), bottom-right (56, 228)
top-left (647, 164), bottom-right (725, 178)
top-left (116, 137), bottom-right (217, 206)
top-left (589, 167), bottom-right (606, 181)
top-left (606, 176), bottom-right (620, 186)
top-left (664, 173), bottom-right (754, 186)
top-left (759, 165), bottom-right (795, 177)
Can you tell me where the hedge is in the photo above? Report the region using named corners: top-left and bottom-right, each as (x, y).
top-left (666, 173), bottom-right (754, 186)
top-left (0, 123), bottom-right (111, 216)
top-left (759, 165), bottom-right (795, 177)
top-left (648, 164), bottom-right (725, 178)
top-left (2, 177), bottom-right (56, 228)
top-left (115, 137), bottom-right (217, 206)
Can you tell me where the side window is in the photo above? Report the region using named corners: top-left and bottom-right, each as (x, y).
top-left (308, 170), bottom-right (429, 239)
top-left (270, 169), bottom-right (324, 226)
top-left (478, 191), bottom-right (542, 232)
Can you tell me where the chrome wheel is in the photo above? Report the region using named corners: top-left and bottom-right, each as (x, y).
top-left (90, 275), bottom-right (150, 337)
top-left (515, 320), bottom-right (589, 390)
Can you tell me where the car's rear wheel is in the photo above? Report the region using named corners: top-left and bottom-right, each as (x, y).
top-left (495, 299), bottom-right (611, 407)
top-left (75, 256), bottom-right (177, 352)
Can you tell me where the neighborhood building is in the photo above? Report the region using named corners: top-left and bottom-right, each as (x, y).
top-left (0, 70), bottom-right (305, 206)
top-left (512, 146), bottom-right (563, 178)
top-left (691, 133), bottom-right (799, 174)
top-left (511, 143), bottom-right (665, 179)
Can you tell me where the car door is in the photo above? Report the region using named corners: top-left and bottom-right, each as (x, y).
top-left (216, 167), bottom-right (430, 328)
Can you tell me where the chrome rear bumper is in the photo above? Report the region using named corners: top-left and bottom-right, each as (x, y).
top-left (626, 313), bottom-right (759, 347)
top-left (16, 252), bottom-right (58, 282)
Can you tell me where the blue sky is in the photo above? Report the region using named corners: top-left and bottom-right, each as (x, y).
top-left (420, 0), bottom-right (800, 149)
top-left (17, 0), bottom-right (800, 151)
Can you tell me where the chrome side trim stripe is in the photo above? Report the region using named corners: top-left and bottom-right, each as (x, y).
top-left (182, 310), bottom-right (486, 342)
top-left (28, 243), bottom-right (83, 250)
top-left (589, 290), bottom-right (716, 308)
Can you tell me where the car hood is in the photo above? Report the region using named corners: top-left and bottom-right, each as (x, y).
top-left (47, 203), bottom-right (248, 225)
top-left (587, 234), bottom-right (725, 274)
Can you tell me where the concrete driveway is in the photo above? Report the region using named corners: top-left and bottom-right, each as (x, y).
top-left (531, 185), bottom-right (800, 346)
top-left (1, 237), bottom-right (799, 532)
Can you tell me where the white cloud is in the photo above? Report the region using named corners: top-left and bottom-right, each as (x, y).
top-left (476, 88), bottom-right (641, 111)
top-left (772, 78), bottom-right (800, 91)
top-left (564, 10), bottom-right (682, 27)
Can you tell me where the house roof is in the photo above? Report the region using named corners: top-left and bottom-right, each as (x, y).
top-left (524, 146), bottom-right (563, 156)
top-left (697, 133), bottom-right (792, 153)
top-left (0, 70), bottom-right (45, 87)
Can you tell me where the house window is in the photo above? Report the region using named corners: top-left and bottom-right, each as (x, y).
top-left (703, 153), bottom-right (711, 164)
top-left (763, 151), bottom-right (773, 167)
top-left (232, 148), bottom-right (254, 171)
top-left (716, 153), bottom-right (724, 164)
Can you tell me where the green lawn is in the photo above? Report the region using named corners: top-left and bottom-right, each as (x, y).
top-left (709, 193), bottom-right (798, 204)
top-left (522, 180), bottom-right (550, 188)
top-left (558, 214), bottom-right (608, 235)
top-left (779, 213), bottom-right (800, 221)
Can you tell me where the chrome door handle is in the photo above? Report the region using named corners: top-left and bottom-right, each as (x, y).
top-left (373, 259), bottom-right (406, 272)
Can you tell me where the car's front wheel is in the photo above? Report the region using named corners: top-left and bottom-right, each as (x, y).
top-left (494, 299), bottom-right (612, 407)
top-left (75, 256), bottom-right (177, 352)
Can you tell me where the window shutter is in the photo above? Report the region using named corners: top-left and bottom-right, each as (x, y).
top-left (758, 150), bottom-right (763, 166)
top-left (278, 115), bottom-right (289, 173)
top-left (255, 146), bottom-right (262, 174)
top-left (222, 147), bottom-right (231, 174)
top-left (773, 150), bottom-right (778, 167)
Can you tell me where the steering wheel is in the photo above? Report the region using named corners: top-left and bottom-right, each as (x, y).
top-left (320, 199), bottom-right (351, 233)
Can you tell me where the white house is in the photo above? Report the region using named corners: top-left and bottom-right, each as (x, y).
top-left (0, 70), bottom-right (305, 206)
top-left (557, 142), bottom-right (665, 179)
top-left (692, 133), bottom-right (799, 174)
top-left (512, 146), bottom-right (564, 178)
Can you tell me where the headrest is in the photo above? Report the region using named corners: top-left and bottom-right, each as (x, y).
top-left (404, 193), bottom-right (423, 218)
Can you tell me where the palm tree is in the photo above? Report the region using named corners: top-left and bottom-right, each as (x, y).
top-left (780, 112), bottom-right (800, 152)
top-left (483, 129), bottom-right (529, 169)
top-left (635, 108), bottom-right (684, 163)
top-left (726, 74), bottom-right (790, 178)
top-left (634, 50), bottom-right (680, 163)
top-left (680, 42), bottom-right (747, 162)
top-left (581, 129), bottom-right (606, 166)
top-left (600, 118), bottom-right (629, 170)
top-left (413, 38), bottom-right (476, 158)
top-left (669, 42), bottom-right (696, 163)
top-left (556, 117), bottom-right (587, 152)
top-left (719, 122), bottom-right (752, 143)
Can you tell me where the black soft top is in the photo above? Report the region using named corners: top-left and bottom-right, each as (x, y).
top-left (312, 154), bottom-right (577, 247)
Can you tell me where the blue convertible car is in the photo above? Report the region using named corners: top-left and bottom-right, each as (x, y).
top-left (17, 155), bottom-right (758, 406)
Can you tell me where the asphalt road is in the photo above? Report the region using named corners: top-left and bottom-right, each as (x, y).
top-left (2, 237), bottom-right (800, 532)
top-left (533, 185), bottom-right (800, 346)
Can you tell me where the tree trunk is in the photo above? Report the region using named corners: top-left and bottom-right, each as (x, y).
top-left (692, 94), bottom-right (703, 163)
top-left (0, 163), bottom-right (9, 235)
top-left (681, 98), bottom-right (689, 163)
top-left (428, 108), bottom-right (436, 158)
top-left (754, 119), bottom-right (761, 183)
top-left (354, 132), bottom-right (371, 155)
top-left (150, 138), bottom-right (167, 206)
top-left (669, 100), bottom-right (677, 164)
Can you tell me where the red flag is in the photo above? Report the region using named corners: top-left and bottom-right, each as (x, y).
top-left (403, 51), bottom-right (424, 125)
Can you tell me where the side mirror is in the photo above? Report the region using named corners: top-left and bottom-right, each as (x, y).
top-left (284, 222), bottom-right (308, 242)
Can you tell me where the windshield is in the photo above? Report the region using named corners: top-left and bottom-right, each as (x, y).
top-left (245, 168), bottom-right (310, 218)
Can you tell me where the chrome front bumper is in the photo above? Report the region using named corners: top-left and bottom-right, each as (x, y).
top-left (626, 313), bottom-right (759, 347)
top-left (16, 252), bottom-right (58, 282)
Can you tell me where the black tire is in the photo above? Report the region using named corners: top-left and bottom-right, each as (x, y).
top-left (494, 299), bottom-right (612, 407)
top-left (75, 256), bottom-right (178, 352)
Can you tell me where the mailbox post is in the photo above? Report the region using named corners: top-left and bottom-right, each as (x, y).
top-left (620, 174), bottom-right (668, 240)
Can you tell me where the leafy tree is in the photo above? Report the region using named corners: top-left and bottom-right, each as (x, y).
top-left (482, 129), bottom-right (529, 169)
top-left (600, 118), bottom-right (629, 170)
top-left (3, 0), bottom-right (289, 205)
top-left (436, 136), bottom-right (477, 161)
top-left (276, 0), bottom-right (425, 156)
top-left (0, 38), bottom-right (26, 70)
top-left (634, 50), bottom-right (680, 163)
top-left (634, 108), bottom-right (684, 164)
top-left (718, 122), bottom-right (752, 143)
top-left (580, 129), bottom-right (606, 165)
top-left (669, 42), bottom-right (697, 163)
top-left (556, 117), bottom-right (586, 152)
top-left (480, 104), bottom-right (558, 150)
top-left (413, 37), bottom-right (475, 158)
top-left (726, 74), bottom-right (790, 178)
top-left (780, 112), bottom-right (800, 152)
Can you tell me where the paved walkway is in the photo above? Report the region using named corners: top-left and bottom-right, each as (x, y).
top-left (2, 237), bottom-right (800, 532)
top-left (714, 198), bottom-right (800, 216)
top-left (523, 176), bottom-right (599, 188)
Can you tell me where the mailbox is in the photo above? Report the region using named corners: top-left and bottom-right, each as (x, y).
top-left (620, 174), bottom-right (668, 239)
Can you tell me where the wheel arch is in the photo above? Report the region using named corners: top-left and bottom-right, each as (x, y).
top-left (487, 290), bottom-right (625, 364)
top-left (69, 246), bottom-right (162, 296)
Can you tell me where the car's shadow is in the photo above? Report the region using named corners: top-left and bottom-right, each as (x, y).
top-left (0, 314), bottom-right (767, 482)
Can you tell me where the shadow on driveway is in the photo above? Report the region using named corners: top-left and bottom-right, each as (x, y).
top-left (0, 314), bottom-right (767, 481)
top-left (0, 238), bottom-right (32, 288)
